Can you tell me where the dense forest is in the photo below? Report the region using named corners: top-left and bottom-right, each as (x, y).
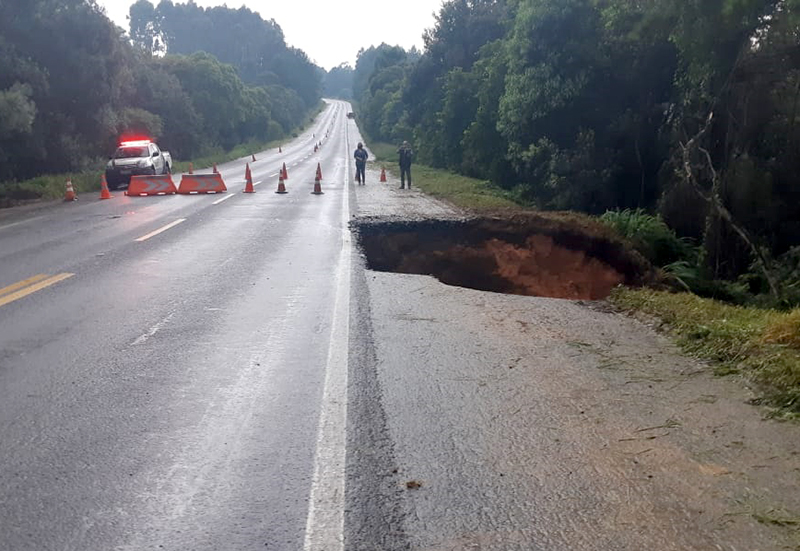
top-left (353, 0), bottom-right (800, 305)
top-left (0, 0), bottom-right (322, 182)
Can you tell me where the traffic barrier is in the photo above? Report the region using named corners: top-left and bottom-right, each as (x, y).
top-left (99, 175), bottom-right (113, 199)
top-left (312, 176), bottom-right (323, 195)
top-left (178, 173), bottom-right (227, 194)
top-left (380, 167), bottom-right (387, 182)
top-left (243, 163), bottom-right (255, 193)
top-left (127, 174), bottom-right (178, 196)
top-left (64, 179), bottom-right (77, 202)
top-left (275, 175), bottom-right (287, 194)
top-left (316, 162), bottom-right (323, 180)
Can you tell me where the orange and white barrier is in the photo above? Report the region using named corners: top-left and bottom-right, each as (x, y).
top-left (178, 173), bottom-right (227, 194)
top-left (126, 175), bottom-right (177, 196)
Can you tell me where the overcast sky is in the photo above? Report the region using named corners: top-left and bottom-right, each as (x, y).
top-left (97, 0), bottom-right (441, 70)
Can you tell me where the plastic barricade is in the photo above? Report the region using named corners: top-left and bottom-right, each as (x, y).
top-left (126, 175), bottom-right (177, 196)
top-left (178, 173), bottom-right (227, 194)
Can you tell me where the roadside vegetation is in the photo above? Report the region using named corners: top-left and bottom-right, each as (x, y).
top-left (0, 0), bottom-right (323, 206)
top-left (369, 142), bottom-right (521, 210)
top-left (347, 0), bottom-right (800, 419)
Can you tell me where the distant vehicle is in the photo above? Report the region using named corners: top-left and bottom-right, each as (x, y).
top-left (105, 139), bottom-right (172, 190)
top-left (346, 112), bottom-right (355, 119)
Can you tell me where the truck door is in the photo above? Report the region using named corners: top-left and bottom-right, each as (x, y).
top-left (150, 144), bottom-right (163, 173)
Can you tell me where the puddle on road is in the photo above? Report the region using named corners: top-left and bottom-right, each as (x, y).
top-left (354, 214), bottom-right (655, 300)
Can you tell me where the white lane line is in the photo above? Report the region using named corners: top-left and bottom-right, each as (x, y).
top-left (213, 194), bottom-right (235, 205)
top-left (131, 312), bottom-right (175, 345)
top-left (134, 218), bottom-right (186, 242)
top-left (303, 126), bottom-right (352, 551)
top-left (0, 215), bottom-right (45, 232)
top-left (252, 180), bottom-right (263, 187)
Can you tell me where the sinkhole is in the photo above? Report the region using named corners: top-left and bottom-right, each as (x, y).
top-left (353, 214), bottom-right (656, 300)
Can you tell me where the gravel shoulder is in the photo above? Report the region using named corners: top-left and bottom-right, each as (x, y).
top-left (348, 129), bottom-right (800, 550)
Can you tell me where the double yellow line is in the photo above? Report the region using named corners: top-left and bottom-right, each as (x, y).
top-left (0, 273), bottom-right (75, 308)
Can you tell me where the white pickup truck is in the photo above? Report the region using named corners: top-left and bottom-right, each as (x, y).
top-left (105, 140), bottom-right (172, 190)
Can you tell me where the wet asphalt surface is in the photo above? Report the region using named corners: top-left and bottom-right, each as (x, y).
top-left (2, 102), bottom-right (799, 551)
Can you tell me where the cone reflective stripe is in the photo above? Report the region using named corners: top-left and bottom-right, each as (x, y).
top-left (99, 174), bottom-right (113, 199)
top-left (312, 176), bottom-right (323, 195)
top-left (64, 179), bottom-right (77, 202)
top-left (275, 175), bottom-right (287, 194)
top-left (380, 167), bottom-right (387, 182)
top-left (243, 163), bottom-right (255, 193)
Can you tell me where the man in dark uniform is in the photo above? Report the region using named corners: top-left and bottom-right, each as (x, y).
top-left (398, 140), bottom-right (413, 189)
top-left (354, 142), bottom-right (368, 185)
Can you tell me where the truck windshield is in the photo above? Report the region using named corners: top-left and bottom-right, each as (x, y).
top-left (113, 147), bottom-right (149, 159)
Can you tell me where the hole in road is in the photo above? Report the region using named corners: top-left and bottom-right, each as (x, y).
top-left (354, 214), bottom-right (655, 300)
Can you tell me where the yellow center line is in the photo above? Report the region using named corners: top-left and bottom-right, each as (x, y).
top-left (0, 274), bottom-right (50, 298)
top-left (135, 218), bottom-right (186, 242)
top-left (0, 273), bottom-right (75, 308)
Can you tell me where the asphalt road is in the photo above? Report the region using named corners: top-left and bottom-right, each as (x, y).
top-left (3, 100), bottom-right (798, 551)
top-left (0, 100), bottom-right (356, 550)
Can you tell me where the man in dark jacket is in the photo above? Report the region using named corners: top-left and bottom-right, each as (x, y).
top-left (354, 142), bottom-right (368, 185)
top-left (398, 140), bottom-right (413, 189)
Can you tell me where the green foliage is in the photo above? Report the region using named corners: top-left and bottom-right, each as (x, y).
top-left (610, 288), bottom-right (800, 417)
top-left (0, 0), bottom-right (321, 197)
top-left (600, 209), bottom-right (694, 266)
top-left (350, 0), bottom-right (800, 304)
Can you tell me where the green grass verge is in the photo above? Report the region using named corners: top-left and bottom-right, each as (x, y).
top-left (367, 141), bottom-right (521, 211)
top-left (610, 288), bottom-right (800, 418)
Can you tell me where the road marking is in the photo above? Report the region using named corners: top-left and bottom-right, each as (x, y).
top-left (0, 215), bottom-right (45, 233)
top-left (0, 273), bottom-right (75, 308)
top-left (212, 194), bottom-right (235, 205)
top-left (135, 218), bottom-right (186, 242)
top-left (252, 180), bottom-right (262, 187)
top-left (303, 126), bottom-right (352, 551)
top-left (0, 274), bottom-right (50, 298)
top-left (131, 312), bottom-right (175, 345)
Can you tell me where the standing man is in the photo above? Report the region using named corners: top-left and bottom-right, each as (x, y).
top-left (398, 140), bottom-right (413, 189)
top-left (354, 142), bottom-right (368, 185)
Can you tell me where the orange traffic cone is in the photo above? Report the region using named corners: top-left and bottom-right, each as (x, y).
top-left (314, 144), bottom-right (318, 153)
top-left (281, 162), bottom-right (288, 180)
top-left (64, 178), bottom-right (77, 202)
top-left (188, 162), bottom-right (194, 174)
top-left (316, 162), bottom-right (323, 180)
top-left (243, 163), bottom-right (255, 193)
top-left (276, 175), bottom-right (287, 194)
top-left (312, 175), bottom-right (323, 195)
top-left (380, 167), bottom-right (387, 182)
top-left (252, 153), bottom-right (257, 162)
top-left (99, 174), bottom-right (113, 199)
top-left (278, 146), bottom-right (282, 153)
top-left (213, 163), bottom-right (218, 174)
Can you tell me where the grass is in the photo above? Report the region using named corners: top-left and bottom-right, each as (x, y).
top-left (368, 141), bottom-right (522, 211)
top-left (610, 288), bottom-right (800, 418)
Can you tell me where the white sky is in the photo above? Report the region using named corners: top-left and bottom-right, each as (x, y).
top-left (97, 0), bottom-right (441, 70)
